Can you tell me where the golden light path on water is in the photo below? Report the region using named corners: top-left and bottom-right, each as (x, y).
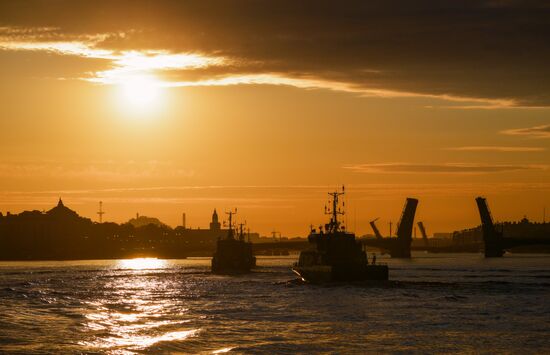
top-left (1, 256), bottom-right (549, 353)
top-left (118, 257), bottom-right (167, 270)
top-left (77, 258), bottom-right (214, 354)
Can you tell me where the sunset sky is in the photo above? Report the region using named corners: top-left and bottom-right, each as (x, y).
top-left (0, 1), bottom-right (549, 236)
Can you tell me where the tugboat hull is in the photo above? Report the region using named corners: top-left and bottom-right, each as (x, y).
top-left (211, 238), bottom-right (256, 274)
top-left (292, 265), bottom-right (333, 283)
top-left (293, 187), bottom-right (392, 284)
top-left (211, 255), bottom-right (256, 274)
top-left (210, 209), bottom-right (256, 274)
top-left (292, 264), bottom-right (388, 283)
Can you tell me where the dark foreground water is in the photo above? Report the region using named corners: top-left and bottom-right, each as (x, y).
top-left (0, 253), bottom-right (549, 354)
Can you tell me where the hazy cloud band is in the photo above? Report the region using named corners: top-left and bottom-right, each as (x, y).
top-left (1, 1), bottom-right (550, 107)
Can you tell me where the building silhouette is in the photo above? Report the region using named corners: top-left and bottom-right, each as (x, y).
top-left (0, 200), bottom-right (259, 260)
top-left (209, 209), bottom-right (221, 230)
top-left (175, 209), bottom-right (259, 246)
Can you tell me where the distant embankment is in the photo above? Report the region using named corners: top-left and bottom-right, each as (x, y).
top-left (0, 241), bottom-right (312, 261)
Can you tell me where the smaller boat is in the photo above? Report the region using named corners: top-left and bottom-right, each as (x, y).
top-left (292, 186), bottom-right (389, 283)
top-left (211, 209), bottom-right (256, 274)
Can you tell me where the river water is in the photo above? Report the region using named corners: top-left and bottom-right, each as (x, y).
top-left (0, 253), bottom-right (549, 354)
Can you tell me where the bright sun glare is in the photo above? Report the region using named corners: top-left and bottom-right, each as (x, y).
top-left (118, 258), bottom-right (166, 270)
top-left (117, 74), bottom-right (163, 114)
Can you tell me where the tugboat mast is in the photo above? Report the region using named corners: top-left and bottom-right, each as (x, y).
top-left (225, 209), bottom-right (237, 239)
top-left (325, 185), bottom-right (345, 234)
top-left (238, 222), bottom-right (246, 241)
top-left (212, 208), bottom-right (256, 273)
top-left (293, 185), bottom-right (390, 282)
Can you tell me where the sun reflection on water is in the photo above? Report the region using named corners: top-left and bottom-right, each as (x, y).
top-left (118, 258), bottom-right (167, 270)
top-left (82, 328), bottom-right (199, 351)
top-left (79, 258), bottom-right (198, 353)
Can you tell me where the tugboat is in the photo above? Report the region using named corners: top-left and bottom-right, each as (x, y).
top-left (292, 186), bottom-right (389, 283)
top-left (211, 209), bottom-right (256, 274)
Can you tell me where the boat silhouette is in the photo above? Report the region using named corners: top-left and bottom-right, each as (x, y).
top-left (293, 186), bottom-right (388, 283)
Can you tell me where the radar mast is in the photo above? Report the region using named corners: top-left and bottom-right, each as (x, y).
top-left (325, 185), bottom-right (346, 234)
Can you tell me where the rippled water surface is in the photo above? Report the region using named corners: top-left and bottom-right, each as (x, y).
top-left (0, 253), bottom-right (549, 354)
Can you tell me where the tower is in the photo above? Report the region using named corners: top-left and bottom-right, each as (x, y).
top-left (476, 197), bottom-right (504, 257)
top-left (182, 213), bottom-right (186, 229)
top-left (210, 209), bottom-right (221, 230)
top-left (97, 201), bottom-right (105, 223)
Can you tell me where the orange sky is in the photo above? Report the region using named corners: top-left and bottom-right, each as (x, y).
top-left (0, 1), bottom-right (549, 236)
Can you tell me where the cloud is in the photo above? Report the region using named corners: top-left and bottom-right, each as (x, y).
top-left (343, 163), bottom-right (547, 174)
top-left (0, 36), bottom-right (515, 106)
top-left (0, 37), bottom-right (227, 83)
top-left (2, 182), bottom-right (550, 210)
top-left (446, 146), bottom-right (545, 152)
top-left (500, 124), bottom-right (550, 138)
top-left (0, 1), bottom-right (550, 106)
top-left (0, 160), bottom-right (195, 181)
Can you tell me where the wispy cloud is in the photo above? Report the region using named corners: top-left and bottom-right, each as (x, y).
top-left (0, 25), bottom-right (524, 108)
top-left (0, 160), bottom-right (195, 181)
top-left (0, 36), bottom-right (511, 107)
top-left (0, 37), bottom-right (227, 85)
top-left (343, 163), bottom-right (547, 174)
top-left (1, 2), bottom-right (550, 107)
top-left (446, 146), bottom-right (545, 152)
top-left (500, 124), bottom-right (550, 139)
top-left (0, 40), bottom-right (112, 58)
top-left (2, 183), bottom-right (550, 210)
top-left (0, 26), bottom-right (60, 38)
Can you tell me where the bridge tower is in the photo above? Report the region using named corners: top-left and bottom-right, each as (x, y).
top-left (476, 197), bottom-right (504, 257)
top-left (393, 198), bottom-right (418, 257)
top-left (417, 221), bottom-right (428, 246)
top-left (361, 197), bottom-right (419, 258)
top-left (369, 218), bottom-right (383, 238)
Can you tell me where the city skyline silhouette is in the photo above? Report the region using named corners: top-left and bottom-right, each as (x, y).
top-left (0, 1), bottom-right (549, 237)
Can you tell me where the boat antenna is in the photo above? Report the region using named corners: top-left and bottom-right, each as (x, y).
top-left (238, 221), bottom-right (246, 241)
top-left (225, 208), bottom-right (237, 239)
top-left (325, 185), bottom-right (345, 234)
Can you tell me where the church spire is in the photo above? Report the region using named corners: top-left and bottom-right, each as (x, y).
top-left (210, 208), bottom-right (221, 230)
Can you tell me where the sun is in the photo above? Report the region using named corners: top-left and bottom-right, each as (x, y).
top-left (116, 74), bottom-right (164, 114)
